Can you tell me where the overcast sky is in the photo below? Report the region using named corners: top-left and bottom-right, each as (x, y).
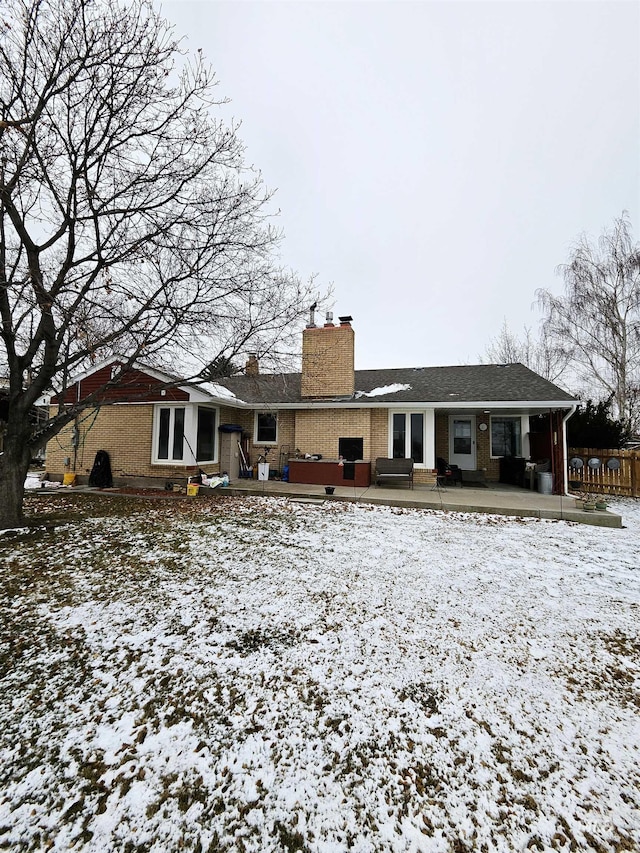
top-left (159, 0), bottom-right (639, 371)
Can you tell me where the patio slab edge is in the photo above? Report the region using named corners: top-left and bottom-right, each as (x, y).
top-left (225, 486), bottom-right (622, 528)
top-left (25, 485), bottom-right (623, 528)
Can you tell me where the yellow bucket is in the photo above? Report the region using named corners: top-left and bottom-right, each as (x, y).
top-left (186, 483), bottom-right (200, 497)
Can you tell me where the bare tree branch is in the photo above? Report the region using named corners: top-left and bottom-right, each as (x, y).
top-left (480, 317), bottom-right (573, 386)
top-left (537, 213), bottom-right (640, 430)
top-left (0, 0), bottom-right (322, 527)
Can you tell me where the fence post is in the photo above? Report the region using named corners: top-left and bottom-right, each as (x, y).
top-left (632, 450), bottom-right (639, 498)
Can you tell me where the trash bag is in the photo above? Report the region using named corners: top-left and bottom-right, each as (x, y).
top-left (88, 450), bottom-right (113, 488)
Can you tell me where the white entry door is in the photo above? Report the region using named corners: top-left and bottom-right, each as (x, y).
top-left (449, 415), bottom-right (476, 469)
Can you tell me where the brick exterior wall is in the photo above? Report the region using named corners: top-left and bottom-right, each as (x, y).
top-left (274, 410), bottom-right (295, 464)
top-left (369, 409), bottom-right (389, 463)
top-left (218, 406), bottom-right (393, 482)
top-left (46, 404), bottom-right (222, 485)
top-left (219, 407), bottom-right (253, 440)
top-left (435, 413), bottom-right (449, 462)
top-left (301, 322), bottom-right (355, 398)
top-left (475, 416), bottom-right (498, 479)
top-left (294, 408), bottom-right (371, 460)
top-left (45, 403), bottom-right (203, 483)
top-left (45, 398), bottom-right (502, 487)
top-left (219, 406), bottom-right (296, 473)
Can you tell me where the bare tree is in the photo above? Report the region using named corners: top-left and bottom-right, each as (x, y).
top-left (538, 213), bottom-right (640, 430)
top-left (0, 0), bottom-right (318, 529)
top-left (481, 318), bottom-right (572, 385)
top-left (482, 319), bottom-right (528, 365)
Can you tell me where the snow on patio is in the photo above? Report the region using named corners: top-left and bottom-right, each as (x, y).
top-left (1, 495), bottom-right (638, 852)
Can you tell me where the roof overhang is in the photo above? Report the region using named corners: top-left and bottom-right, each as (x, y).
top-left (247, 399), bottom-right (578, 411)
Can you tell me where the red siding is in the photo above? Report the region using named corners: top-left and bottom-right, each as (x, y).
top-left (51, 363), bottom-right (190, 405)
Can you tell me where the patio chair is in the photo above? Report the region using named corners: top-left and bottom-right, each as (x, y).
top-left (436, 457), bottom-right (463, 488)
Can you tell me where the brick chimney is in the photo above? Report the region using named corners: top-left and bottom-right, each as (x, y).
top-left (245, 354), bottom-right (259, 376)
top-left (301, 313), bottom-right (355, 398)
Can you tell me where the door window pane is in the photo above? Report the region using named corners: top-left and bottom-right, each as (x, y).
top-left (196, 407), bottom-right (216, 461)
top-left (410, 413), bottom-right (424, 463)
top-left (392, 413), bottom-right (406, 458)
top-left (453, 419), bottom-right (472, 455)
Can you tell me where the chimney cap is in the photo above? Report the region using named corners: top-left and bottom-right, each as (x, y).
top-left (338, 315), bottom-right (353, 324)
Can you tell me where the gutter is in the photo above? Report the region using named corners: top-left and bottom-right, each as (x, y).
top-left (212, 398), bottom-right (578, 411)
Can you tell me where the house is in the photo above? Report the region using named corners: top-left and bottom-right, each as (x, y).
top-left (45, 315), bottom-right (578, 492)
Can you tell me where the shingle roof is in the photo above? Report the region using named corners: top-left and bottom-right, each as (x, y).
top-left (216, 364), bottom-right (576, 406)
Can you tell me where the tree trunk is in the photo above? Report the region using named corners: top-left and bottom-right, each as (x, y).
top-left (0, 430), bottom-right (32, 530)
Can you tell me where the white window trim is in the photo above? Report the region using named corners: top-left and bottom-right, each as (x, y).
top-left (387, 409), bottom-right (432, 469)
top-left (152, 403), bottom-right (219, 466)
top-left (254, 410), bottom-right (278, 446)
top-left (489, 414), bottom-right (528, 459)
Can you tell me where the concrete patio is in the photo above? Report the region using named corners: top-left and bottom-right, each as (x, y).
top-left (26, 476), bottom-right (623, 528)
top-left (225, 478), bottom-right (623, 528)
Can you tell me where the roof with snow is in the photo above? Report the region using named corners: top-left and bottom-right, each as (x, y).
top-left (216, 363), bottom-right (576, 406)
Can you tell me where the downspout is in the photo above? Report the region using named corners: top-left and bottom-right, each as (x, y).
top-left (561, 404), bottom-right (578, 495)
top-left (72, 371), bottom-right (80, 473)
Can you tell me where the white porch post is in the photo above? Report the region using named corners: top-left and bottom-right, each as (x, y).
top-left (521, 414), bottom-right (530, 459)
top-left (425, 408), bottom-right (435, 470)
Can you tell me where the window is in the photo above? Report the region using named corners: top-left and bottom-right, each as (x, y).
top-left (392, 412), bottom-right (424, 464)
top-left (153, 404), bottom-right (219, 465)
top-left (196, 407), bottom-right (216, 461)
top-left (491, 416), bottom-right (522, 457)
top-left (255, 411), bottom-right (277, 444)
top-left (157, 406), bottom-right (185, 461)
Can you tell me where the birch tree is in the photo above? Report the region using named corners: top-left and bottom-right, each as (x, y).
top-left (537, 213), bottom-right (640, 430)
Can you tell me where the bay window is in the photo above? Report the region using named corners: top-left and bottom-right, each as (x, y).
top-left (153, 404), bottom-right (218, 464)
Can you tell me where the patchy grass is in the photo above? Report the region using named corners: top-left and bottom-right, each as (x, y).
top-left (1, 494), bottom-right (639, 852)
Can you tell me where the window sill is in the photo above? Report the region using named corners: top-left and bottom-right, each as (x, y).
top-left (152, 460), bottom-right (219, 466)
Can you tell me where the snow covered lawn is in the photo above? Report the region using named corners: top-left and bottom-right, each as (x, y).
top-left (1, 494), bottom-right (639, 852)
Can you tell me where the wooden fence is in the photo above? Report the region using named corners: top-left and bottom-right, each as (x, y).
top-left (567, 447), bottom-right (640, 497)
